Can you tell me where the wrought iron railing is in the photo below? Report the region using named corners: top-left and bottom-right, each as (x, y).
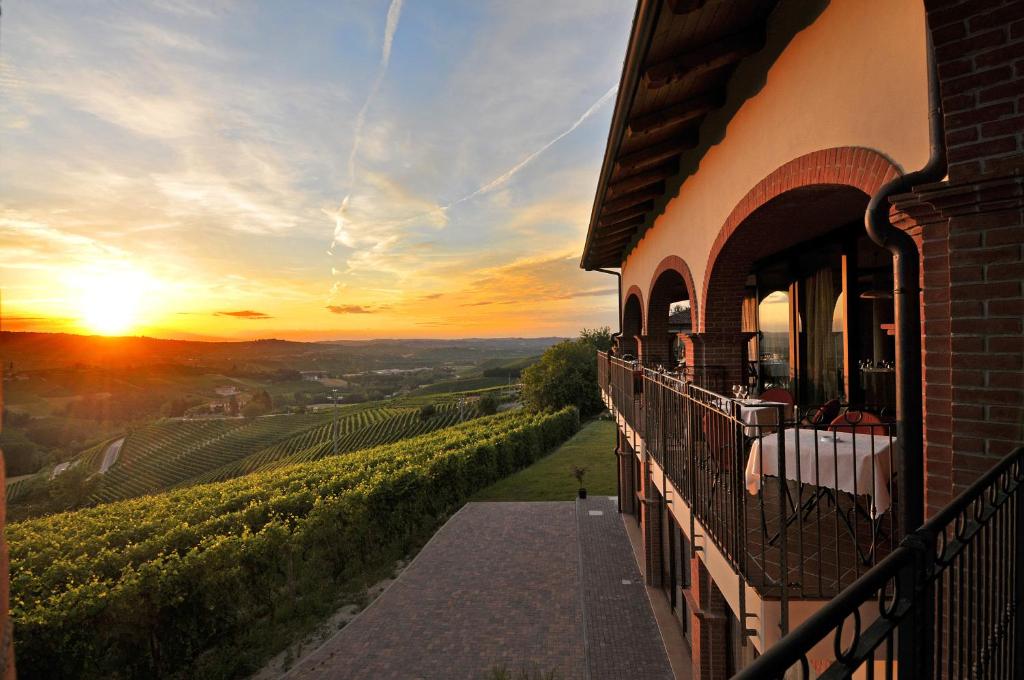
top-left (732, 445), bottom-right (1024, 679)
top-left (599, 352), bottom-right (901, 617)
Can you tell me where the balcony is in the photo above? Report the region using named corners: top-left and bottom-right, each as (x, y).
top-left (598, 351), bottom-right (900, 609)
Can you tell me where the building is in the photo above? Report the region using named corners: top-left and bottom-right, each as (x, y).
top-left (582, 0), bottom-right (1023, 677)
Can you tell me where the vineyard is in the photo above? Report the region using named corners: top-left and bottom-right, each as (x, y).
top-left (9, 407), bottom-right (579, 679)
top-left (8, 395), bottom-right (488, 513)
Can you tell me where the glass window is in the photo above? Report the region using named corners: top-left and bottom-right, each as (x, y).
top-left (758, 291), bottom-right (791, 391)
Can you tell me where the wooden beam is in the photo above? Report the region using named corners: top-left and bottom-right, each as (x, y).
top-left (666, 0), bottom-right (710, 14)
top-left (605, 163), bottom-right (676, 201)
top-left (643, 27), bottom-right (766, 89)
top-left (592, 234), bottom-right (634, 254)
top-left (597, 201), bottom-right (654, 228)
top-left (602, 185), bottom-right (665, 214)
top-left (601, 218), bottom-right (644, 237)
top-left (593, 231), bottom-right (633, 248)
top-left (615, 134), bottom-right (699, 174)
top-left (627, 95), bottom-right (719, 137)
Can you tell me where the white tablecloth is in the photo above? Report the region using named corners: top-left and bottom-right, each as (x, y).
top-left (714, 399), bottom-right (794, 437)
top-left (745, 427), bottom-right (893, 517)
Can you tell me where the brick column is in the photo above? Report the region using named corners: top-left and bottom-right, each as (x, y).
top-left (680, 331), bottom-right (752, 392)
top-left (685, 557), bottom-right (729, 680)
top-left (640, 464), bottom-right (664, 586)
top-left (617, 432), bottom-right (635, 516)
top-left (636, 333), bottom-right (674, 367)
top-left (616, 333), bottom-right (639, 357)
top-left (891, 198), bottom-right (955, 517)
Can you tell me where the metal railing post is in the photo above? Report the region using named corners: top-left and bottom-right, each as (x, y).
top-left (776, 403), bottom-right (789, 637)
top-left (1016, 474), bottom-right (1024, 680)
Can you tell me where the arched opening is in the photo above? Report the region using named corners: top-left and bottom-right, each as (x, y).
top-left (704, 183), bottom-right (897, 410)
top-left (620, 292), bottom-right (643, 360)
top-left (645, 262), bottom-right (694, 368)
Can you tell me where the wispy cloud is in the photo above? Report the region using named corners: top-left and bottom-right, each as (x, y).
top-left (327, 304), bottom-right (374, 314)
top-left (215, 310), bottom-right (272, 319)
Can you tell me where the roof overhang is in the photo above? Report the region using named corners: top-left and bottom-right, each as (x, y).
top-left (581, 0), bottom-right (824, 271)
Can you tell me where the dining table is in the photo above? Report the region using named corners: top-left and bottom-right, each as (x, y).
top-left (744, 426), bottom-right (894, 518)
top-left (713, 398), bottom-right (795, 438)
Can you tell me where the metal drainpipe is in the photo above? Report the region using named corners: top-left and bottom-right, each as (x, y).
top-left (864, 26), bottom-right (946, 537)
top-left (592, 268), bottom-right (623, 341)
top-left (864, 24), bottom-right (945, 678)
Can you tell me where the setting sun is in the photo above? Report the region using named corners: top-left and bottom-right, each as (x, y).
top-left (75, 269), bottom-right (151, 335)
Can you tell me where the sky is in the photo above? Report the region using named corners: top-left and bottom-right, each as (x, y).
top-left (0, 0), bottom-right (633, 340)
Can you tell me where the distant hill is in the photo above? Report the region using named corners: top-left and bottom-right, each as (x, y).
top-left (0, 331), bottom-right (564, 372)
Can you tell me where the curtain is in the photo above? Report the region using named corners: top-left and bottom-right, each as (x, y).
top-left (804, 267), bottom-right (840, 404)
top-left (741, 289), bottom-right (759, 382)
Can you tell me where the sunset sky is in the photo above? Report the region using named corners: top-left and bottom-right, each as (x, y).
top-left (0, 0), bottom-right (632, 340)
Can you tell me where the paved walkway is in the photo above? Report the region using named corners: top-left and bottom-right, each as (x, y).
top-left (287, 499), bottom-right (672, 680)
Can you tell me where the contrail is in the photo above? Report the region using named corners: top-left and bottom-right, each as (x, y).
top-left (329, 0), bottom-right (403, 253)
top-left (447, 84), bottom-right (618, 208)
top-left (347, 0), bottom-right (404, 183)
top-left (330, 83), bottom-right (619, 243)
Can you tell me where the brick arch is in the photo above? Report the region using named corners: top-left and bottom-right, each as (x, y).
top-left (700, 147), bottom-right (901, 333)
top-left (620, 286), bottom-right (644, 356)
top-left (645, 255), bottom-right (698, 331)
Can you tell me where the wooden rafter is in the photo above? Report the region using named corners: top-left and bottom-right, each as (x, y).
top-left (597, 201), bottom-right (654, 228)
top-left (605, 163), bottom-right (677, 201)
top-left (602, 185), bottom-right (665, 214)
top-left (643, 27), bottom-right (766, 89)
top-left (626, 94), bottom-right (719, 137)
top-left (615, 134), bottom-right (699, 174)
top-left (666, 0), bottom-right (710, 14)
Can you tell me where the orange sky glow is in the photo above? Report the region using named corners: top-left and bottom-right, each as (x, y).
top-left (1, 1), bottom-right (631, 341)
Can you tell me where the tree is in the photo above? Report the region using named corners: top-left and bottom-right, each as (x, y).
top-left (521, 339), bottom-right (603, 416)
top-left (578, 326), bottom-right (613, 353)
top-left (242, 389), bottom-right (274, 419)
top-left (477, 394), bottom-right (498, 415)
top-left (418, 403), bottom-right (436, 421)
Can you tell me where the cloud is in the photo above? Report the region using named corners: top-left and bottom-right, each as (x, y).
top-left (327, 304), bottom-right (374, 314)
top-left (215, 310), bottom-right (272, 319)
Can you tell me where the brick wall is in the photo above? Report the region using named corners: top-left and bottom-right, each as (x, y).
top-left (903, 0), bottom-right (1024, 506)
top-left (928, 0), bottom-right (1024, 182)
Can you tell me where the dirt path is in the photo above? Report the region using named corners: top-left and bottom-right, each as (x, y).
top-left (98, 437), bottom-right (125, 473)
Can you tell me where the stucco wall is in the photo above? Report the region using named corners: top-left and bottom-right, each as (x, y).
top-left (619, 0), bottom-right (930, 327)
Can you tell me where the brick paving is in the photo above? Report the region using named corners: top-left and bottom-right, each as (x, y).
top-left (577, 495), bottom-right (673, 680)
top-left (287, 500), bottom-right (673, 680)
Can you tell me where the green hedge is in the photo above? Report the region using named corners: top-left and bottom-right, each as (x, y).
top-left (9, 407), bottom-right (579, 679)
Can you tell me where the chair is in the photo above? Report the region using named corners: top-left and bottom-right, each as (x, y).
top-left (759, 387), bottom-right (795, 406)
top-left (828, 410), bottom-right (886, 435)
top-left (806, 398), bottom-right (842, 426)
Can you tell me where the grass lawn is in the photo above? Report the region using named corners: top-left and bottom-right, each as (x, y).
top-left (472, 418), bottom-right (617, 501)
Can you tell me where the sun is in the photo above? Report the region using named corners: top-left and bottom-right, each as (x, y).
top-left (76, 269), bottom-right (151, 336)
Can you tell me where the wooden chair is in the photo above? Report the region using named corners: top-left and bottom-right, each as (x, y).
top-left (759, 387), bottom-right (794, 406)
top-left (806, 398), bottom-right (842, 426)
top-left (828, 410), bottom-right (886, 435)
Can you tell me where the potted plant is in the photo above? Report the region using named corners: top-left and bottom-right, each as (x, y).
top-left (572, 466), bottom-right (587, 499)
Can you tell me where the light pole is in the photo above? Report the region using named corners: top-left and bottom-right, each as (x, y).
top-left (331, 388), bottom-right (339, 456)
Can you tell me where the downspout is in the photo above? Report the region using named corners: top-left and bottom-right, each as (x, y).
top-left (865, 22), bottom-right (945, 679)
top-left (593, 267), bottom-right (623, 338)
top-left (864, 26), bottom-right (946, 537)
